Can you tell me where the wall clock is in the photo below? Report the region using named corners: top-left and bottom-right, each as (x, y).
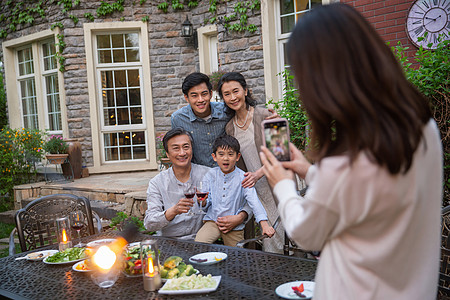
top-left (406, 0), bottom-right (450, 49)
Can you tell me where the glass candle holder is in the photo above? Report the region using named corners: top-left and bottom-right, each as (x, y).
top-left (141, 240), bottom-right (161, 291)
top-left (90, 245), bottom-right (121, 288)
top-left (56, 217), bottom-right (72, 251)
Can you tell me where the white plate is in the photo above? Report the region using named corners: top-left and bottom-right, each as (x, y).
top-left (159, 275), bottom-right (221, 295)
top-left (275, 281), bottom-right (315, 300)
top-left (26, 250), bottom-right (59, 261)
top-left (189, 252), bottom-right (227, 265)
top-left (72, 260), bottom-right (92, 272)
top-left (86, 238), bottom-right (116, 247)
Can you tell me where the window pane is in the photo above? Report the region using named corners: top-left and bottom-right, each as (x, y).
top-left (104, 108), bottom-right (116, 126)
top-left (296, 0), bottom-right (309, 11)
top-left (125, 33), bottom-right (139, 47)
top-left (104, 132), bottom-right (117, 147)
top-left (112, 49), bottom-right (125, 63)
top-left (133, 146), bottom-right (146, 159)
top-left (101, 71), bottom-right (114, 88)
top-left (128, 70), bottom-right (139, 87)
top-left (103, 90), bottom-right (115, 108)
top-left (132, 131), bottom-right (145, 145)
top-left (119, 132), bottom-right (131, 146)
top-left (111, 34), bottom-right (124, 48)
top-left (117, 108), bottom-right (130, 125)
top-left (120, 147), bottom-right (132, 160)
top-left (20, 79), bottom-right (38, 129)
top-left (98, 50), bottom-right (112, 63)
top-left (45, 75), bottom-right (62, 131)
top-left (97, 35), bottom-right (111, 48)
top-left (18, 47), bottom-right (34, 76)
top-left (115, 89), bottom-right (128, 106)
top-left (129, 88), bottom-right (141, 105)
top-left (130, 107), bottom-right (142, 124)
top-left (311, 0), bottom-right (322, 9)
top-left (105, 147), bottom-right (119, 161)
top-left (42, 41), bottom-right (57, 71)
top-left (114, 70), bottom-right (127, 88)
top-left (280, 0), bottom-right (294, 15)
top-left (281, 15), bottom-right (295, 34)
top-left (126, 49), bottom-right (139, 62)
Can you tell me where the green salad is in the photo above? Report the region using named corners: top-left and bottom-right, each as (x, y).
top-left (46, 247), bottom-right (86, 263)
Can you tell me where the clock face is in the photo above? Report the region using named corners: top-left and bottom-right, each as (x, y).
top-left (406, 0), bottom-right (450, 49)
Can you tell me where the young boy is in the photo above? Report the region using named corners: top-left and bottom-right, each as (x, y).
top-left (195, 135), bottom-right (275, 247)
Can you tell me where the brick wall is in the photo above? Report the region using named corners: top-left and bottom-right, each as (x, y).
top-left (342, 0), bottom-right (417, 58)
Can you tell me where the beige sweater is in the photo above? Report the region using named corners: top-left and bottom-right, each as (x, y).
top-left (273, 120), bottom-right (442, 299)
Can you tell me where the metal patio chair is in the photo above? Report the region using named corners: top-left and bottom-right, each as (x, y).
top-left (9, 194), bottom-right (102, 255)
top-left (438, 205), bottom-right (450, 299)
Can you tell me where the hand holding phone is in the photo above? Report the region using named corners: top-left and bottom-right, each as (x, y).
top-left (261, 118), bottom-right (291, 161)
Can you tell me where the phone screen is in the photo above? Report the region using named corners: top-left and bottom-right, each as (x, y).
top-left (263, 120), bottom-right (290, 161)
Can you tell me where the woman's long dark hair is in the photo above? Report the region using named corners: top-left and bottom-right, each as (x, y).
top-left (287, 3), bottom-right (432, 174)
top-left (217, 72), bottom-right (257, 116)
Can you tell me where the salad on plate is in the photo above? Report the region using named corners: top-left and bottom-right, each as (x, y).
top-left (44, 247), bottom-right (86, 264)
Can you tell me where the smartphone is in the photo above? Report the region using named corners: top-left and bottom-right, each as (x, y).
top-left (261, 118), bottom-right (291, 161)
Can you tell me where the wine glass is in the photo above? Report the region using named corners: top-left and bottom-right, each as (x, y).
top-left (195, 181), bottom-right (208, 215)
top-left (184, 185), bottom-right (196, 216)
top-left (70, 210), bottom-right (86, 247)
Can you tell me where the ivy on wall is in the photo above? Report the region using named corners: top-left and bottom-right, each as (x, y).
top-left (0, 0), bottom-right (261, 70)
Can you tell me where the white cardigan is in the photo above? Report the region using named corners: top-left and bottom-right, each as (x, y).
top-left (274, 120), bottom-right (443, 300)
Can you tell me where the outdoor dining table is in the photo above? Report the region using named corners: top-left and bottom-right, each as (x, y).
top-left (0, 231), bottom-right (317, 299)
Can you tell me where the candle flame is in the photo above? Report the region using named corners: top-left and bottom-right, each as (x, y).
top-left (148, 257), bottom-right (154, 275)
top-left (62, 229), bottom-right (68, 242)
top-left (92, 246), bottom-right (116, 270)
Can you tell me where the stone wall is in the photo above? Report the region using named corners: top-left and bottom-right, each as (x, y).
top-left (0, 1), bottom-right (265, 167)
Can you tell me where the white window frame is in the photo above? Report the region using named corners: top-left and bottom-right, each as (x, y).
top-left (261, 0), bottom-right (333, 103)
top-left (2, 29), bottom-right (68, 136)
top-left (84, 22), bottom-right (157, 173)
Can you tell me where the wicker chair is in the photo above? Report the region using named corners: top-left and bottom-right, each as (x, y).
top-left (439, 205), bottom-right (450, 299)
top-left (9, 194), bottom-right (102, 255)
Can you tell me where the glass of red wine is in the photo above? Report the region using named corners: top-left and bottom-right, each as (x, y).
top-left (184, 185), bottom-right (196, 216)
top-left (70, 210), bottom-right (86, 247)
top-left (195, 181), bottom-right (208, 215)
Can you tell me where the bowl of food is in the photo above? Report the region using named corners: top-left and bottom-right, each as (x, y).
top-left (122, 242), bottom-right (142, 277)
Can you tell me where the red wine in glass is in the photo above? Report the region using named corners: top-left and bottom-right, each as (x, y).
top-left (184, 192), bottom-right (195, 199)
top-left (196, 192), bottom-right (208, 201)
top-left (71, 223), bottom-right (85, 231)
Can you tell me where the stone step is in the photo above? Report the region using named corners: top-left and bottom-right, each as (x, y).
top-left (0, 237), bottom-right (19, 244)
top-left (0, 210), bottom-right (16, 224)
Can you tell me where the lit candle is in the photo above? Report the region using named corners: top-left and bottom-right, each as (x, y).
top-left (142, 240), bottom-right (161, 291)
top-left (56, 217), bottom-right (72, 251)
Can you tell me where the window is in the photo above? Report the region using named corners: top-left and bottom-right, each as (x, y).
top-left (3, 30), bottom-right (65, 135)
top-left (277, 0), bottom-right (322, 93)
top-left (261, 0), bottom-right (329, 101)
top-left (84, 21), bottom-right (156, 172)
top-left (95, 32), bottom-right (146, 162)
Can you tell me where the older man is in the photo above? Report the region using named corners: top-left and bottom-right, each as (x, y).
top-left (144, 128), bottom-right (249, 240)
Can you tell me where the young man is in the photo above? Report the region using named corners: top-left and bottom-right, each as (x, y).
top-left (144, 128), bottom-right (250, 240)
top-left (195, 135), bottom-right (275, 247)
top-left (171, 72), bottom-right (230, 168)
top-left (171, 72), bottom-right (278, 168)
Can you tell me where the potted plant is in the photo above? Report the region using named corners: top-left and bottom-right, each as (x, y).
top-left (44, 135), bottom-right (69, 164)
top-left (156, 133), bottom-right (171, 170)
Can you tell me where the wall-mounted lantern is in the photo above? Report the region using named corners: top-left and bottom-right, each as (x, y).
top-left (181, 16), bottom-right (198, 48)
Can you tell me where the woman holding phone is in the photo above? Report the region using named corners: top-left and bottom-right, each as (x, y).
top-left (217, 72), bottom-right (284, 253)
top-left (260, 4), bottom-right (442, 299)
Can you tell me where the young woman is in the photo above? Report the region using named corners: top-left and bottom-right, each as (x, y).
top-left (217, 72), bottom-right (284, 253)
top-left (260, 4), bottom-right (442, 300)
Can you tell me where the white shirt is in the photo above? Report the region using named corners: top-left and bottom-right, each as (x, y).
top-left (273, 120), bottom-right (442, 299)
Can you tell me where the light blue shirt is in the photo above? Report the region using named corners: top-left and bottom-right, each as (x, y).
top-left (171, 102), bottom-right (232, 167)
top-left (202, 167), bottom-right (268, 230)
